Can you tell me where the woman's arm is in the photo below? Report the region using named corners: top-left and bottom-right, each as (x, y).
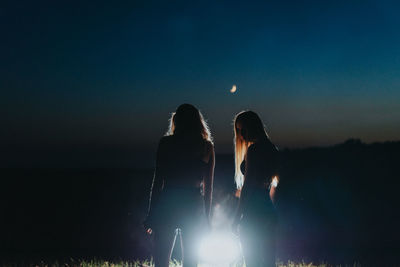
top-left (232, 181), bottom-right (246, 232)
top-left (233, 145), bottom-right (258, 228)
top-left (145, 137), bottom-right (167, 228)
top-left (247, 143), bottom-right (279, 203)
top-left (204, 142), bottom-right (215, 221)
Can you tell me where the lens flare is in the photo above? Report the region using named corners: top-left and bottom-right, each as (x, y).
top-left (198, 231), bottom-right (241, 265)
top-left (271, 176), bottom-right (279, 188)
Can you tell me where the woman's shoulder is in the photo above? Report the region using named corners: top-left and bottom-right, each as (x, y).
top-left (204, 139), bottom-right (214, 150)
top-left (202, 139), bottom-right (214, 163)
top-left (158, 135), bottom-right (176, 149)
top-left (159, 135), bottom-right (213, 149)
top-left (248, 140), bottom-right (278, 155)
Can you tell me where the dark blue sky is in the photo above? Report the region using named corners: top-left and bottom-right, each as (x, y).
top-left (1, 1), bottom-right (399, 167)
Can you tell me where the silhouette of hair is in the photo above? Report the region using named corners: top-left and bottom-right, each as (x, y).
top-left (233, 110), bottom-right (270, 188)
top-left (166, 104), bottom-right (212, 142)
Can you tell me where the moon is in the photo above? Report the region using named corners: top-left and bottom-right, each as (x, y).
top-left (230, 85), bottom-right (237, 93)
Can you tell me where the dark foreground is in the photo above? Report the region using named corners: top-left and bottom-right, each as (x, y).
top-left (1, 140), bottom-right (399, 266)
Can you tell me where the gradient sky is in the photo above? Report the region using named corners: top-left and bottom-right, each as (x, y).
top-left (1, 0), bottom-right (400, 167)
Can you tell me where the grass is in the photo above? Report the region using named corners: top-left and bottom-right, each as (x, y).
top-left (0, 259), bottom-right (362, 267)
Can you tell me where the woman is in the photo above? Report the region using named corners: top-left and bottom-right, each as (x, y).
top-left (233, 110), bottom-right (279, 267)
top-left (145, 104), bottom-right (214, 267)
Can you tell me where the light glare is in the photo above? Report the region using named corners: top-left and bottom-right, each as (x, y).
top-left (271, 176), bottom-right (279, 188)
top-left (198, 231), bottom-right (241, 264)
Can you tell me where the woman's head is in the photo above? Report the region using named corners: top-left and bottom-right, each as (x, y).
top-left (167, 104), bottom-right (212, 142)
top-left (234, 111), bottom-right (267, 142)
top-left (233, 110), bottom-right (269, 188)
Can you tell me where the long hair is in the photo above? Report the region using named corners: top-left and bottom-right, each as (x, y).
top-left (234, 110), bottom-right (269, 189)
top-left (166, 104), bottom-right (212, 143)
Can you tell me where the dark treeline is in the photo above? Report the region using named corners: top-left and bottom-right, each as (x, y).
top-left (1, 139), bottom-right (399, 265)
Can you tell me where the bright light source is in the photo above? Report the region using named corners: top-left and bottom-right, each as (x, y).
top-left (198, 231), bottom-right (242, 265)
top-left (230, 85), bottom-right (237, 93)
top-left (271, 176), bottom-right (279, 188)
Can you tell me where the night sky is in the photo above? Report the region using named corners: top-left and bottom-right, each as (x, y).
top-left (1, 0), bottom-right (400, 168)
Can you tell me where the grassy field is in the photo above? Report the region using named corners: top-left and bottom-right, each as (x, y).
top-left (0, 259), bottom-right (362, 267)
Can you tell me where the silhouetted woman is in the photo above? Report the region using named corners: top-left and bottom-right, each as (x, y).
top-left (233, 111), bottom-right (279, 267)
top-left (145, 104), bottom-right (214, 267)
